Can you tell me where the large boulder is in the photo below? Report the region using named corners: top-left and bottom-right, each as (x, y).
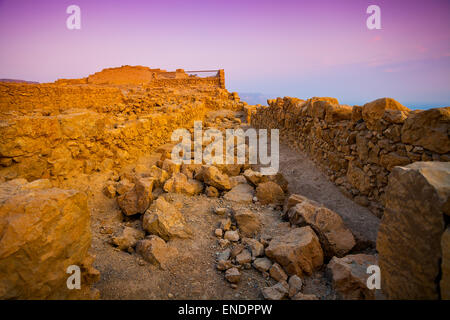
top-left (136, 235), bottom-right (178, 270)
top-left (224, 183), bottom-right (254, 203)
top-left (117, 176), bottom-right (154, 216)
top-left (304, 97), bottom-right (339, 119)
top-left (163, 172), bottom-right (203, 195)
top-left (234, 209), bottom-right (261, 237)
top-left (243, 169), bottom-right (288, 192)
top-left (287, 202), bottom-right (355, 258)
top-left (327, 254), bottom-right (378, 300)
top-left (0, 179), bottom-right (99, 299)
top-left (112, 227), bottom-right (145, 251)
top-left (265, 226), bottom-right (324, 277)
top-left (143, 197), bottom-right (193, 241)
top-left (377, 162), bottom-right (450, 299)
top-left (256, 181), bottom-right (285, 205)
top-left (325, 104), bottom-right (352, 123)
top-left (202, 166), bottom-right (232, 191)
top-left (146, 165), bottom-right (169, 188)
top-left (362, 98), bottom-right (410, 131)
top-left (401, 107), bottom-right (450, 154)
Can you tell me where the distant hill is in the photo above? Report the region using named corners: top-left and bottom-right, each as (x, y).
top-left (238, 92), bottom-right (273, 106)
top-left (0, 79), bottom-right (39, 84)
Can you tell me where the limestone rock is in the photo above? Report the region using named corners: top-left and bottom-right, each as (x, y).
top-left (347, 161), bottom-right (370, 195)
top-left (163, 172), bottom-right (203, 195)
top-left (112, 226), bottom-right (145, 250)
top-left (269, 263), bottom-right (288, 282)
top-left (225, 267), bottom-right (241, 283)
top-left (229, 175), bottom-right (247, 188)
top-left (327, 254), bottom-right (377, 300)
top-left (253, 257), bottom-right (272, 272)
top-left (103, 182), bottom-right (116, 198)
top-left (219, 218), bottom-right (232, 231)
top-left (202, 166), bottom-right (232, 190)
top-left (214, 228), bottom-right (223, 238)
top-left (147, 165), bottom-right (170, 188)
top-left (216, 163), bottom-right (243, 177)
top-left (283, 193), bottom-right (313, 218)
top-left (242, 238), bottom-right (264, 257)
top-left (380, 152), bottom-right (411, 171)
top-left (215, 207), bottom-right (228, 216)
top-left (142, 197), bottom-right (193, 241)
top-left (224, 230), bottom-right (240, 242)
top-left (325, 104), bottom-right (352, 123)
top-left (224, 183), bottom-right (254, 203)
top-left (162, 159), bottom-right (181, 176)
top-left (136, 235), bottom-right (178, 270)
top-left (243, 169), bottom-right (264, 186)
top-left (265, 227), bottom-right (324, 277)
top-left (181, 163), bottom-right (202, 179)
top-left (256, 181), bottom-right (285, 205)
top-left (217, 260), bottom-right (233, 271)
top-left (205, 186), bottom-right (219, 197)
top-left (234, 209), bottom-right (261, 237)
top-left (401, 107), bottom-right (450, 154)
top-left (377, 162), bottom-right (449, 299)
top-left (261, 281), bottom-right (289, 300)
top-left (0, 180), bottom-right (98, 299)
top-left (115, 178), bottom-right (134, 195)
top-left (235, 249), bottom-right (252, 265)
top-left (288, 275), bottom-right (303, 297)
top-left (117, 176), bottom-right (154, 216)
top-left (362, 98), bottom-right (410, 131)
top-left (288, 203), bottom-right (355, 258)
top-left (243, 169), bottom-right (288, 192)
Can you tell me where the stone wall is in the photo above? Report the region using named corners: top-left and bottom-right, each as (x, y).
top-left (147, 77), bottom-right (221, 89)
top-left (377, 162), bottom-right (449, 299)
top-left (0, 83), bottom-right (124, 115)
top-left (250, 96), bottom-right (450, 216)
top-left (0, 84), bottom-right (243, 185)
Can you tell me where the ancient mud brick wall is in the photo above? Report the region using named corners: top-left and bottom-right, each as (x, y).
top-left (251, 96), bottom-right (450, 216)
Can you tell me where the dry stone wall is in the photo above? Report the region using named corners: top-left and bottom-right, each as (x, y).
top-left (0, 83), bottom-right (124, 115)
top-left (0, 83), bottom-right (243, 185)
top-left (250, 96), bottom-right (450, 216)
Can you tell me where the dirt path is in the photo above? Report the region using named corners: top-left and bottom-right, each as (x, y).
top-left (276, 141), bottom-right (380, 245)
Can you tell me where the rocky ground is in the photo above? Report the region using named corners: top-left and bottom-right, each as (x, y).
top-left (59, 110), bottom-right (382, 300)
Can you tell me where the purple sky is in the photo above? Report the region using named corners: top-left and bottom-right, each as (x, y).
top-left (0, 0), bottom-right (449, 108)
